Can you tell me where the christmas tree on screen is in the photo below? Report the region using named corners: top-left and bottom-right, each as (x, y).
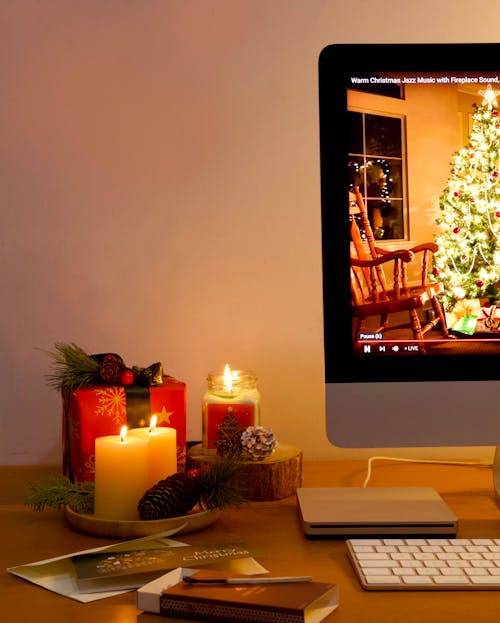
top-left (433, 84), bottom-right (500, 309)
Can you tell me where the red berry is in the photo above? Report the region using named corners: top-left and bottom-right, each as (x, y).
top-left (432, 268), bottom-right (440, 276)
top-left (120, 369), bottom-right (135, 385)
top-left (453, 227), bottom-right (460, 234)
top-left (496, 211), bottom-right (500, 218)
top-left (493, 171), bottom-right (499, 179)
top-left (476, 280), bottom-right (485, 288)
top-left (453, 191), bottom-right (461, 198)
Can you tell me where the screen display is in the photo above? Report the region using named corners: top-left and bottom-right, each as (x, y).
top-left (320, 43), bottom-right (500, 385)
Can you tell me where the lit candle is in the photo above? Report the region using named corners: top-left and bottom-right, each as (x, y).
top-left (129, 415), bottom-right (178, 488)
top-left (223, 363), bottom-right (237, 391)
top-left (94, 425), bottom-right (149, 520)
top-left (202, 363), bottom-right (260, 450)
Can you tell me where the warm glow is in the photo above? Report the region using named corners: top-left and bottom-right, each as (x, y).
top-left (120, 425), bottom-right (127, 443)
top-left (223, 363), bottom-right (233, 390)
top-left (149, 414), bottom-right (158, 432)
top-left (480, 83), bottom-right (500, 108)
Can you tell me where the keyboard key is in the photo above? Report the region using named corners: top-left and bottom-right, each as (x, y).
top-left (376, 546), bottom-right (397, 553)
top-left (416, 568), bottom-right (440, 576)
top-left (349, 539), bottom-right (383, 546)
top-left (403, 575), bottom-right (433, 584)
top-left (433, 575), bottom-right (471, 585)
top-left (356, 553), bottom-right (390, 560)
top-left (363, 567), bottom-right (393, 575)
top-left (470, 575), bottom-right (500, 585)
top-left (440, 567), bottom-right (465, 576)
top-left (351, 545), bottom-right (376, 553)
top-left (414, 553), bottom-right (437, 560)
top-left (393, 567), bottom-right (416, 576)
top-left (359, 559), bottom-right (400, 568)
top-left (365, 575), bottom-right (402, 585)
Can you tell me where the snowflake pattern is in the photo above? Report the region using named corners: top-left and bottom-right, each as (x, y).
top-left (95, 387), bottom-right (127, 424)
top-left (86, 454), bottom-right (96, 474)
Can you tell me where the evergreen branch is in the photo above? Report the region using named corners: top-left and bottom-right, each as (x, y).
top-left (198, 456), bottom-right (247, 510)
top-left (26, 476), bottom-right (94, 514)
top-left (45, 342), bottom-right (101, 391)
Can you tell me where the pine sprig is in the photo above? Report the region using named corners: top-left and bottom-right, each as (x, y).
top-left (138, 456), bottom-right (247, 520)
top-left (198, 455), bottom-right (247, 511)
top-left (26, 476), bottom-right (94, 514)
top-left (46, 342), bottom-right (101, 391)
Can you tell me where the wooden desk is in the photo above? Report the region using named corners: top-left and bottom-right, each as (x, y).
top-left (2, 460), bottom-right (500, 623)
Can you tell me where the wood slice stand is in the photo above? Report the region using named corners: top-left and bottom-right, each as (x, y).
top-left (188, 443), bottom-right (303, 501)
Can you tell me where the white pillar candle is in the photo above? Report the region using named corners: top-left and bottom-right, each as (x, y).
top-left (94, 426), bottom-right (149, 520)
top-left (129, 415), bottom-right (177, 488)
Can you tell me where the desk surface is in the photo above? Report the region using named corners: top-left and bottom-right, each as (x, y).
top-left (2, 460), bottom-right (500, 623)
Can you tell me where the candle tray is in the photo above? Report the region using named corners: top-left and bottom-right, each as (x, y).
top-left (64, 505), bottom-right (220, 539)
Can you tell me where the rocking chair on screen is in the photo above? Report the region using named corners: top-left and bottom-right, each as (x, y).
top-left (349, 186), bottom-right (451, 349)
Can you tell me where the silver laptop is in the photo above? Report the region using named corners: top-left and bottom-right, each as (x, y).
top-left (297, 487), bottom-right (457, 538)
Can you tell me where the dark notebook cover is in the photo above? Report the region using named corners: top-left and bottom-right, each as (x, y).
top-left (159, 576), bottom-right (339, 623)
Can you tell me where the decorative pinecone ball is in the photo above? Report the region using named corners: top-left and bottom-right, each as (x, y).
top-left (99, 354), bottom-right (125, 384)
top-left (240, 426), bottom-right (277, 461)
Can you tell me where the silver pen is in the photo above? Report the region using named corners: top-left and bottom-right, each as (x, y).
top-left (183, 575), bottom-right (313, 585)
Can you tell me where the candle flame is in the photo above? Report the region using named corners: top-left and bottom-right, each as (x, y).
top-left (120, 425), bottom-right (127, 443)
top-left (223, 363), bottom-right (233, 390)
top-left (150, 414), bottom-right (158, 432)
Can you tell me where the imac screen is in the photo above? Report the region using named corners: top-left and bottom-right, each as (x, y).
top-left (319, 43), bottom-right (500, 447)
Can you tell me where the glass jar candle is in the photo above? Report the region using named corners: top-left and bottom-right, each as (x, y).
top-left (202, 364), bottom-right (261, 451)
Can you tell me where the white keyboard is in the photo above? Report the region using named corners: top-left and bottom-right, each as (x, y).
top-left (347, 538), bottom-right (500, 590)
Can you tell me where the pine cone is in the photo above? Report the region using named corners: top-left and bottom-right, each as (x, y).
top-left (241, 426), bottom-right (277, 460)
top-left (138, 472), bottom-right (202, 520)
top-left (99, 355), bottom-right (125, 384)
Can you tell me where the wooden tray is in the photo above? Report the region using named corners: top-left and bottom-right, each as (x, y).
top-left (64, 506), bottom-right (220, 539)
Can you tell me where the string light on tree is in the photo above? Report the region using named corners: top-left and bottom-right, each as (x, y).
top-left (433, 84), bottom-right (500, 308)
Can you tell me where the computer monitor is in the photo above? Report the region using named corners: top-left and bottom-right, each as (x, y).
top-left (319, 43), bottom-right (500, 462)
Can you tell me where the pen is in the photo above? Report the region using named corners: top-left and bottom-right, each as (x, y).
top-left (183, 575), bottom-right (313, 585)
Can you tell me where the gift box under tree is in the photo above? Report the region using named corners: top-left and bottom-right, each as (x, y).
top-left (49, 344), bottom-right (186, 483)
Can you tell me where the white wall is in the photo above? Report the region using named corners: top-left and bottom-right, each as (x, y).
top-left (2, 0), bottom-right (499, 466)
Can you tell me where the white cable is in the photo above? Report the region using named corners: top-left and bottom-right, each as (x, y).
top-left (362, 455), bottom-right (493, 488)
